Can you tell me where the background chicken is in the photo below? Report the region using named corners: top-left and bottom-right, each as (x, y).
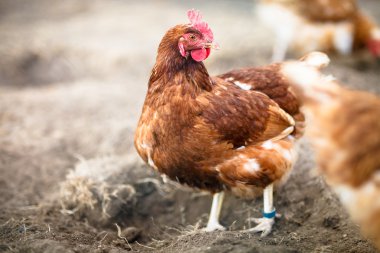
top-left (282, 54), bottom-right (380, 249)
top-left (258, 0), bottom-right (380, 61)
top-left (134, 10), bottom-right (327, 236)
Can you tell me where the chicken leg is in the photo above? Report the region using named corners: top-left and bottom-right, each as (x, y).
top-left (272, 26), bottom-right (294, 62)
top-left (204, 192), bottom-right (226, 231)
top-left (244, 183), bottom-right (277, 237)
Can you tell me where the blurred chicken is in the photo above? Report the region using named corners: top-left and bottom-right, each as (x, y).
top-left (258, 0), bottom-right (380, 61)
top-left (282, 54), bottom-right (380, 249)
top-left (134, 10), bottom-right (327, 236)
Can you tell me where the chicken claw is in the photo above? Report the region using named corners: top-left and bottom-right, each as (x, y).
top-left (203, 221), bottom-right (226, 232)
top-left (244, 217), bottom-right (274, 237)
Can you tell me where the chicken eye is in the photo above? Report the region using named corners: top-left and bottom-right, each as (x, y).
top-left (189, 34), bottom-right (197, 41)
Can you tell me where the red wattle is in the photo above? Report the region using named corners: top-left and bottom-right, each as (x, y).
top-left (191, 48), bottom-right (211, 62)
top-left (206, 48), bottom-right (211, 58)
top-left (368, 39), bottom-right (380, 58)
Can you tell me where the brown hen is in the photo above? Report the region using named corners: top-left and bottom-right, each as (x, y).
top-left (135, 10), bottom-right (324, 236)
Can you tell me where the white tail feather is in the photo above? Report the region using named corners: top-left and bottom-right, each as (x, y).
top-left (300, 52), bottom-right (330, 69)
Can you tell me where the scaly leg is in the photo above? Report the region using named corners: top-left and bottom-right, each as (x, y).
top-left (204, 192), bottom-right (226, 232)
top-left (272, 26), bottom-right (294, 62)
top-left (244, 183), bottom-right (277, 237)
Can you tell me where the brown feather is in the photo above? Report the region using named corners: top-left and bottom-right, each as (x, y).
top-left (262, 0), bottom-right (357, 22)
top-left (218, 64), bottom-right (304, 137)
top-left (353, 12), bottom-right (377, 49)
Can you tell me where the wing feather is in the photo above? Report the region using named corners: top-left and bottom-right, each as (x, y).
top-left (199, 78), bottom-right (295, 147)
top-left (218, 64), bottom-right (300, 116)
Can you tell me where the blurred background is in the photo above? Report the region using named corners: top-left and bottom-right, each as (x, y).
top-left (0, 0), bottom-right (379, 252)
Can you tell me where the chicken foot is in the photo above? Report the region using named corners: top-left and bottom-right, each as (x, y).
top-left (244, 183), bottom-right (279, 237)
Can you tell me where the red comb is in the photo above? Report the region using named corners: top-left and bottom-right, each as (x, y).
top-left (187, 9), bottom-right (214, 41)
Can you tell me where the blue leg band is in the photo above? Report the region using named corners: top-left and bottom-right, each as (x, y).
top-left (262, 209), bottom-right (276, 219)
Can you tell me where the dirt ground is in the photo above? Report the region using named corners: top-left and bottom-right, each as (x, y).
top-left (0, 0), bottom-right (380, 252)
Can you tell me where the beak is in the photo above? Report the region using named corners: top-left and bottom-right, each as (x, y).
top-left (204, 41), bottom-right (220, 50)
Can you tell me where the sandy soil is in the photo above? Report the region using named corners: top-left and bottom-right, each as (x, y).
top-left (0, 0), bottom-right (380, 252)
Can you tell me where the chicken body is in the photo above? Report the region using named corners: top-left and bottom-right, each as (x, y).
top-left (136, 62), bottom-right (302, 195)
top-left (283, 56), bottom-right (380, 249)
top-left (134, 10), bottom-right (317, 236)
top-left (258, 0), bottom-right (380, 61)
